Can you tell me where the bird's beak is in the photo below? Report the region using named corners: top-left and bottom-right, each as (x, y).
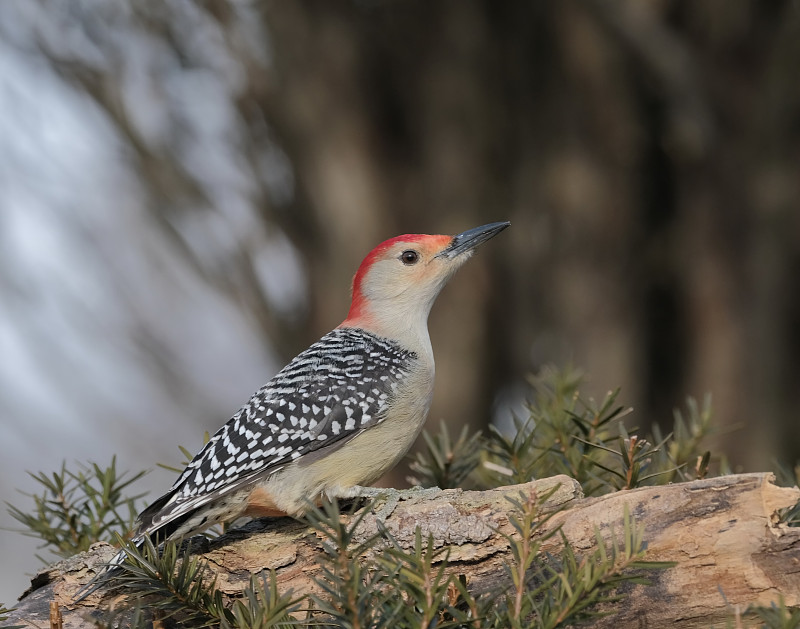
top-left (435, 221), bottom-right (511, 259)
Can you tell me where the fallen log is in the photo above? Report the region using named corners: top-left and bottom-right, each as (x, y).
top-left (6, 473), bottom-right (799, 628)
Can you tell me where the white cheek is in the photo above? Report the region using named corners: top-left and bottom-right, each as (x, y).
top-left (362, 261), bottom-right (412, 300)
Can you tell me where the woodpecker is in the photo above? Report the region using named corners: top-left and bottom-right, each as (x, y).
top-left (76, 221), bottom-right (509, 598)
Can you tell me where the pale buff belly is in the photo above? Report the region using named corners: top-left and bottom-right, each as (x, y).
top-left (246, 373), bottom-right (434, 517)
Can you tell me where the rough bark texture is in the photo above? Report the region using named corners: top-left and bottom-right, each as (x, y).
top-left (7, 473), bottom-right (800, 628)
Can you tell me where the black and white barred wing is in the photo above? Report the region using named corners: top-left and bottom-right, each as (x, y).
top-left (135, 328), bottom-right (416, 536)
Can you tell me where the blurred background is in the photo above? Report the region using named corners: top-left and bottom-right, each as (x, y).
top-left (1, 0), bottom-right (799, 603)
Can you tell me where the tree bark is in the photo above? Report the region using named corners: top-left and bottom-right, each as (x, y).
top-left (8, 473), bottom-right (799, 628)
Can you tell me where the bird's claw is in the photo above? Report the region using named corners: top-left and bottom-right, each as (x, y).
top-left (347, 485), bottom-right (440, 521)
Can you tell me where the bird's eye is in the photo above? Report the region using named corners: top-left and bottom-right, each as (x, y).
top-left (400, 250), bottom-right (420, 265)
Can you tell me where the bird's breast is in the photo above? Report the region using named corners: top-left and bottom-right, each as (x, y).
top-left (258, 362), bottom-right (435, 515)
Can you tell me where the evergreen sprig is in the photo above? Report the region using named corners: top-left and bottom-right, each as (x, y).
top-left (112, 535), bottom-right (229, 626)
top-left (577, 426), bottom-right (677, 491)
top-left (8, 365), bottom-right (799, 627)
top-left (8, 462), bottom-right (676, 629)
top-left (222, 573), bottom-right (304, 629)
top-left (774, 462), bottom-right (800, 527)
top-left (0, 603), bottom-right (23, 629)
top-left (407, 423), bottom-right (484, 489)
top-left (157, 432), bottom-right (212, 475)
top-left (531, 507), bottom-right (674, 627)
top-left (744, 596), bottom-right (800, 629)
top-left (490, 497), bottom-right (674, 629)
top-left (304, 498), bottom-right (399, 628)
top-left (5, 456), bottom-right (146, 561)
top-left (481, 370), bottom-right (635, 493)
top-left (105, 536), bottom-right (301, 628)
top-left (411, 368), bottom-right (724, 497)
top-left (650, 394), bottom-right (720, 483)
top-left (379, 528), bottom-right (481, 627)
top-left (491, 488), bottom-right (562, 629)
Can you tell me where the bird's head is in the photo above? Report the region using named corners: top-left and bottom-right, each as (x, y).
top-left (341, 221), bottom-right (510, 340)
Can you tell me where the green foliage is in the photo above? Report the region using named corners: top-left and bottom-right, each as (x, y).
top-left (222, 573), bottom-right (303, 629)
top-left (745, 597), bottom-right (800, 629)
top-left (650, 394), bottom-right (721, 483)
top-left (577, 426), bottom-right (676, 491)
top-left (774, 462), bottom-right (800, 527)
top-left (482, 369), bottom-right (645, 494)
top-left (525, 508), bottom-right (674, 628)
top-left (157, 432), bottom-right (212, 475)
top-left (377, 528), bottom-right (480, 627)
top-left (303, 498), bottom-right (481, 627)
top-left (410, 367), bottom-right (723, 498)
top-left (0, 603), bottom-right (24, 629)
top-left (486, 491), bottom-right (673, 629)
top-left (7, 366), bottom-right (799, 627)
top-left (304, 498), bottom-right (398, 628)
top-left (486, 366), bottom-right (616, 489)
top-left (490, 489), bottom-right (561, 628)
top-left (92, 490), bottom-right (668, 628)
top-left (4, 456), bottom-right (146, 561)
top-left (103, 536), bottom-right (301, 628)
top-left (722, 596), bottom-right (800, 629)
top-left (407, 423), bottom-right (484, 489)
top-left (113, 535), bottom-right (228, 625)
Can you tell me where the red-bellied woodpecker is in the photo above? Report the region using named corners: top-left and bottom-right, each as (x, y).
top-left (76, 220), bottom-right (509, 598)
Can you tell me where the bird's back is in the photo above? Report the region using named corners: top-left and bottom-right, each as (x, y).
top-left (134, 327), bottom-right (423, 542)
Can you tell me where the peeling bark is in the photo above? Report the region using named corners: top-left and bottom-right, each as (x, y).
top-left (7, 473), bottom-right (799, 628)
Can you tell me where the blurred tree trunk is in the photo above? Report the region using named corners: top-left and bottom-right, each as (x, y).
top-left (31, 0), bottom-right (800, 473)
top-left (256, 0), bottom-right (800, 469)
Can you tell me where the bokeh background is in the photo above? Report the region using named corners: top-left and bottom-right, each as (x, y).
top-left (2, 0), bottom-right (799, 603)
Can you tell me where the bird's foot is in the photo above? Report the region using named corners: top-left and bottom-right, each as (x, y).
top-left (339, 485), bottom-right (440, 521)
